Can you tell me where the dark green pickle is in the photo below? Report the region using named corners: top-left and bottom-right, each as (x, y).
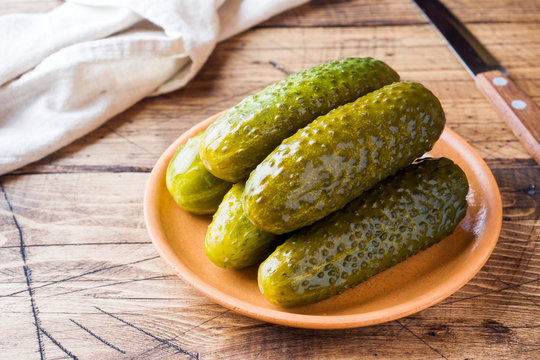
top-left (200, 57), bottom-right (399, 182)
top-left (258, 158), bottom-right (469, 307)
top-left (166, 131), bottom-right (232, 215)
top-left (205, 183), bottom-right (279, 269)
top-left (244, 82), bottom-right (446, 234)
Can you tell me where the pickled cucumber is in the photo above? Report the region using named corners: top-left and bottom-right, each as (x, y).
top-left (166, 131), bottom-right (232, 215)
top-left (205, 183), bottom-right (279, 269)
top-left (258, 157), bottom-right (469, 307)
top-left (244, 82), bottom-right (446, 234)
top-left (200, 57), bottom-right (399, 182)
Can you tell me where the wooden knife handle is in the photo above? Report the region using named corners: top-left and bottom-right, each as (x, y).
top-left (476, 69), bottom-right (540, 164)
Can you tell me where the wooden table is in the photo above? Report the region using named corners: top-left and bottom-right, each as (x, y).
top-left (1, 1), bottom-right (539, 359)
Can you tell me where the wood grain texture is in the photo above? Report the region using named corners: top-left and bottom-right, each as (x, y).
top-left (1, 0), bottom-right (539, 359)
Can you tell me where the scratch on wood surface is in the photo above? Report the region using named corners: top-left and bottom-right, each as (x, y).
top-left (103, 125), bottom-right (157, 156)
top-left (269, 60), bottom-right (291, 75)
top-left (48, 275), bottom-right (173, 298)
top-left (442, 276), bottom-right (540, 306)
top-left (9, 165), bottom-right (153, 175)
top-left (136, 309), bottom-right (232, 358)
top-left (95, 307), bottom-right (199, 359)
top-left (485, 158), bottom-right (539, 169)
top-left (183, 309), bottom-right (231, 335)
top-left (39, 325), bottom-right (78, 359)
top-left (0, 241), bottom-right (152, 249)
top-left (1, 181), bottom-right (45, 360)
top-left (488, 274), bottom-right (540, 308)
top-left (396, 320), bottom-right (448, 360)
top-left (0, 255), bottom-right (160, 298)
top-left (89, 296), bottom-right (183, 301)
top-left (70, 319), bottom-right (125, 354)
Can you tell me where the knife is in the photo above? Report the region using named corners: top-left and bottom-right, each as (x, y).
top-left (412, 0), bottom-right (540, 164)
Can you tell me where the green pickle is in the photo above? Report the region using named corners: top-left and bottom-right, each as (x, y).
top-left (166, 131), bottom-right (232, 215)
top-left (258, 158), bottom-right (469, 307)
top-left (244, 82), bottom-right (446, 234)
top-left (205, 183), bottom-right (279, 269)
top-left (200, 57), bottom-right (399, 182)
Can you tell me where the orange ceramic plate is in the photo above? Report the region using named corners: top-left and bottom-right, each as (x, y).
top-left (144, 112), bottom-right (502, 329)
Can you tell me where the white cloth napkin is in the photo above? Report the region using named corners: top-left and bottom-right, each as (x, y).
top-left (0, 0), bottom-right (308, 175)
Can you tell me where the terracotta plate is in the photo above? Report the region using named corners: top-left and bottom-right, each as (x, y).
top-left (144, 112), bottom-right (502, 329)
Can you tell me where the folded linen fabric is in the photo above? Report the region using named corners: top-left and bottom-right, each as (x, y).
top-left (0, 0), bottom-right (308, 175)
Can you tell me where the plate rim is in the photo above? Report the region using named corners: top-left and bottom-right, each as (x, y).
top-left (144, 113), bottom-right (503, 329)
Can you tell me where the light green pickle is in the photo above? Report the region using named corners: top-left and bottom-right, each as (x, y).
top-left (166, 131), bottom-right (232, 215)
top-left (258, 158), bottom-right (469, 308)
top-left (200, 57), bottom-right (399, 182)
top-left (205, 183), bottom-right (279, 269)
top-left (243, 82), bottom-right (446, 234)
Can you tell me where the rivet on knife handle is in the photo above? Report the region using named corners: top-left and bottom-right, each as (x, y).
top-left (476, 70), bottom-right (540, 164)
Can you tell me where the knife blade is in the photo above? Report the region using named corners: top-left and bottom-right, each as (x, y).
top-left (412, 0), bottom-right (540, 164)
